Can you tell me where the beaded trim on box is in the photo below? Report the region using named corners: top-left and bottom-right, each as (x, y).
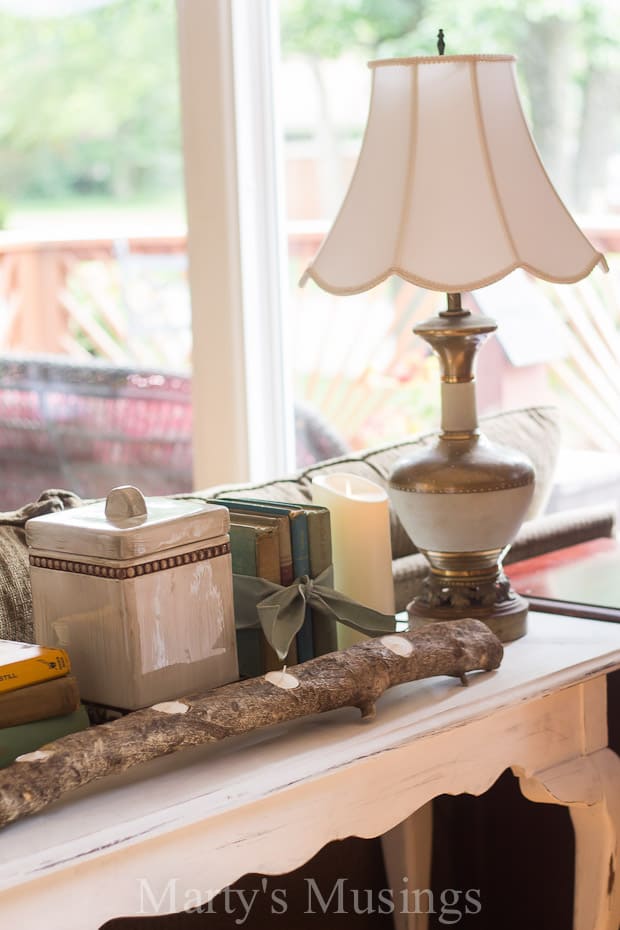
top-left (29, 541), bottom-right (231, 580)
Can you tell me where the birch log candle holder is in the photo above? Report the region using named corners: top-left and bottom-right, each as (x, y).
top-left (0, 619), bottom-right (502, 828)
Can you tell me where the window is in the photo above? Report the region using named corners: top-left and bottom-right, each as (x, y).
top-left (0, 0), bottom-right (195, 507)
top-left (0, 0), bottom-right (296, 501)
top-left (2, 1), bottom-right (619, 509)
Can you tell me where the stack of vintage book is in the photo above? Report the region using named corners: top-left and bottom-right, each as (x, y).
top-left (0, 641), bottom-right (89, 766)
top-left (214, 498), bottom-right (334, 676)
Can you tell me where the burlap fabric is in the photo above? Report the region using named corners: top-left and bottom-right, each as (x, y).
top-left (0, 490), bottom-right (82, 643)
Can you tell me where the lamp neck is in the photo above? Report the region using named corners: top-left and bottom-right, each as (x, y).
top-left (414, 293), bottom-right (497, 438)
top-left (444, 291), bottom-right (464, 314)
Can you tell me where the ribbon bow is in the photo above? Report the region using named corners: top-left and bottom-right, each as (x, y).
top-left (233, 567), bottom-right (397, 661)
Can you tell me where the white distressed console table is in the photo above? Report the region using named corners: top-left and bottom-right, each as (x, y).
top-left (0, 612), bottom-right (618, 930)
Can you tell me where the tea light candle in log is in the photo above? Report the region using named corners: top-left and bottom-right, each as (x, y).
top-left (264, 668), bottom-right (300, 690)
top-left (311, 472), bottom-right (395, 648)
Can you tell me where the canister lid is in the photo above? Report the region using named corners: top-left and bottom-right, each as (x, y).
top-left (25, 486), bottom-right (230, 561)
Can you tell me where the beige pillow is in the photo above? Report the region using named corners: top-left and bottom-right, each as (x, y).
top-left (203, 405), bottom-right (560, 561)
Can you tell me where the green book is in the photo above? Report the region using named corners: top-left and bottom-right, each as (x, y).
top-left (0, 705), bottom-right (90, 768)
top-left (228, 511), bottom-right (294, 587)
top-left (216, 497), bottom-right (336, 661)
top-left (217, 498), bottom-right (314, 661)
top-left (219, 507), bottom-right (297, 668)
top-left (228, 522), bottom-right (280, 582)
top-left (228, 521), bottom-right (282, 678)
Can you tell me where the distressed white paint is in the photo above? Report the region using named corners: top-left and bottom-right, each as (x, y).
top-left (25, 495), bottom-right (229, 561)
top-left (0, 613), bottom-right (618, 930)
top-left (30, 540), bottom-right (238, 710)
top-left (382, 803), bottom-right (433, 930)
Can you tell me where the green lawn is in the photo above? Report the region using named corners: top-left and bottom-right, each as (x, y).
top-left (5, 195), bottom-right (186, 234)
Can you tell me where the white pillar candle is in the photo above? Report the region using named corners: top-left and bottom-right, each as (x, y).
top-left (311, 472), bottom-right (395, 648)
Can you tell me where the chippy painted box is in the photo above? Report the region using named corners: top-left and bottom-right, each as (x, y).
top-left (26, 486), bottom-right (238, 710)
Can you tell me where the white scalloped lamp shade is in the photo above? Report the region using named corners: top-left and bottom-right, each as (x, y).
top-left (301, 55), bottom-right (607, 294)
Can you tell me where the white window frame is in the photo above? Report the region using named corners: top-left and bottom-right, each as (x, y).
top-left (176, 0), bottom-right (294, 489)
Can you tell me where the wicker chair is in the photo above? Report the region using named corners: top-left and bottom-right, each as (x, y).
top-left (0, 355), bottom-right (348, 509)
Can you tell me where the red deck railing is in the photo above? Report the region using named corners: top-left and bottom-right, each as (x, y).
top-left (1, 225), bottom-right (617, 359)
top-left (0, 232), bottom-right (187, 357)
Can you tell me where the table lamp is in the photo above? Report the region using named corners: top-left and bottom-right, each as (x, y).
top-left (301, 41), bottom-right (607, 642)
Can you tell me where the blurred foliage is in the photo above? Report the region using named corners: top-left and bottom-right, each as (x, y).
top-left (0, 0), bottom-right (181, 205)
top-left (279, 0), bottom-right (426, 58)
top-left (0, 0), bottom-right (616, 213)
top-left (280, 0), bottom-right (620, 211)
top-left (280, 0), bottom-right (620, 66)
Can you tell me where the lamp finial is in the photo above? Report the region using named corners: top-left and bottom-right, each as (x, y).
top-left (437, 29), bottom-right (445, 55)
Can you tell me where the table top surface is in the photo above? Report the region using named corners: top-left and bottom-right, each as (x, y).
top-left (510, 537), bottom-right (620, 611)
top-left (0, 611), bottom-right (619, 892)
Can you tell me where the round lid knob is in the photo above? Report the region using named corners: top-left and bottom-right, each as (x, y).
top-left (105, 486), bottom-right (148, 526)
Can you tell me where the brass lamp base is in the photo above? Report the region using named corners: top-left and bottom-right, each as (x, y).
top-left (408, 568), bottom-right (529, 643)
top-left (388, 293), bottom-right (535, 645)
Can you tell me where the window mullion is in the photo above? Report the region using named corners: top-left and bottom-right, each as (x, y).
top-left (176, 0), bottom-right (294, 489)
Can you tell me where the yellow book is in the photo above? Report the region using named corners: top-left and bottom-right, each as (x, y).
top-left (0, 641), bottom-right (71, 695)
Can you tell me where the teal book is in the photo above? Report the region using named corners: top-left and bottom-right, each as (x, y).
top-left (215, 498), bottom-right (315, 662)
top-left (0, 704), bottom-right (90, 768)
top-left (287, 508), bottom-right (314, 663)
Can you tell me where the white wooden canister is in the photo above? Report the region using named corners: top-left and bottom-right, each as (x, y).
top-left (26, 486), bottom-right (238, 710)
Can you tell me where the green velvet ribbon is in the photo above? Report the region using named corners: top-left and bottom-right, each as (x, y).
top-left (233, 567), bottom-right (397, 661)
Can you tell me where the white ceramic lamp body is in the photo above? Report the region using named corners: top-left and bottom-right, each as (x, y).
top-left (389, 439), bottom-right (535, 557)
